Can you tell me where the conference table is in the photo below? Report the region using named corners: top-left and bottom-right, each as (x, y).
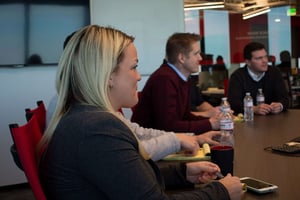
top-left (164, 109), bottom-right (300, 199)
top-left (233, 109), bottom-right (300, 199)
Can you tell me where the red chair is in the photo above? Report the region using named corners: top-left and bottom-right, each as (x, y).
top-left (11, 100), bottom-right (46, 171)
top-left (25, 100), bottom-right (46, 133)
top-left (9, 115), bottom-right (47, 200)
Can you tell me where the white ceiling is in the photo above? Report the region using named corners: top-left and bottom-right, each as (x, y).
top-left (184, 0), bottom-right (298, 14)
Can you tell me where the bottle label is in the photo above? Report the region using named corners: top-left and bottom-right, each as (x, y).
top-left (220, 120), bottom-right (234, 130)
top-left (257, 96), bottom-right (265, 102)
top-left (223, 107), bottom-right (231, 112)
top-left (245, 101), bottom-right (253, 106)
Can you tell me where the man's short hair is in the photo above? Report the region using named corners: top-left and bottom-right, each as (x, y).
top-left (166, 32), bottom-right (201, 64)
top-left (243, 42), bottom-right (266, 60)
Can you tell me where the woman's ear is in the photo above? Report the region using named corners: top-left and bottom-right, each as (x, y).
top-left (108, 74), bottom-right (114, 88)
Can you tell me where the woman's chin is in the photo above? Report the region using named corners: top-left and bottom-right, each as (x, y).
top-left (123, 99), bottom-right (138, 109)
top-left (131, 99), bottom-right (138, 107)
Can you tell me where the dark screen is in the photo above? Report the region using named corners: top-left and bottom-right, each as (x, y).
top-left (0, 0), bottom-right (90, 67)
top-left (241, 178), bottom-right (272, 189)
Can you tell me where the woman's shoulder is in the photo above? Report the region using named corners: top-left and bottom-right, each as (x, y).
top-left (68, 104), bottom-right (132, 137)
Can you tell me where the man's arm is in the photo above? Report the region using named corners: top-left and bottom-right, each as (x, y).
top-left (191, 102), bottom-right (220, 118)
top-left (227, 70), bottom-right (245, 115)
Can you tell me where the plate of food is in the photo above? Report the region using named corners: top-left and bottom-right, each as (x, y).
top-left (162, 143), bottom-right (211, 161)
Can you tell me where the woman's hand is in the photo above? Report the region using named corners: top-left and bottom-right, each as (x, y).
top-left (195, 131), bottom-right (221, 146)
top-left (176, 131), bottom-right (221, 156)
top-left (175, 134), bottom-right (200, 156)
top-left (185, 161), bottom-right (220, 184)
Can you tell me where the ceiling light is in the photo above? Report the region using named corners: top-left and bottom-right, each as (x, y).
top-left (242, 7), bottom-right (270, 20)
top-left (184, 2), bottom-right (225, 11)
top-left (274, 18), bottom-right (281, 22)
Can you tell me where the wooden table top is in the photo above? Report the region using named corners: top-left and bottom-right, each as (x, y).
top-left (233, 109), bottom-right (300, 199)
top-left (164, 109), bottom-right (300, 199)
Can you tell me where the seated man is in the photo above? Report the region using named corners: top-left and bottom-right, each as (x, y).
top-left (228, 42), bottom-right (289, 115)
top-left (131, 33), bottom-right (220, 134)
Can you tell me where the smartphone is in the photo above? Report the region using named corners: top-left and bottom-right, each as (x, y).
top-left (240, 177), bottom-right (278, 194)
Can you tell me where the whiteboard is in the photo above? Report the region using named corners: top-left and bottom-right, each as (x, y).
top-left (90, 0), bottom-right (185, 75)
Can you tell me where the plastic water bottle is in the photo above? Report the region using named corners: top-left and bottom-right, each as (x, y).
top-left (220, 97), bottom-right (231, 113)
top-left (219, 97), bottom-right (234, 147)
top-left (244, 92), bottom-right (254, 121)
top-left (256, 88), bottom-right (265, 105)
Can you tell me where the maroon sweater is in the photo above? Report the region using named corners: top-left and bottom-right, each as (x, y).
top-left (131, 62), bottom-right (212, 134)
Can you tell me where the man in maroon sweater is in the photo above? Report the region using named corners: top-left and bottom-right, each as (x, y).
top-left (131, 33), bottom-right (220, 134)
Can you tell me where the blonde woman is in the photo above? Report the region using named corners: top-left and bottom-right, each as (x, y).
top-left (39, 25), bottom-right (243, 200)
top-left (47, 94), bottom-right (221, 161)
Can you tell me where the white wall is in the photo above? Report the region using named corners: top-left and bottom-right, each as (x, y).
top-left (268, 6), bottom-right (291, 64)
top-left (90, 0), bottom-right (185, 75)
top-left (184, 10), bottom-right (231, 68)
top-left (203, 10), bottom-right (231, 67)
top-left (0, 66), bottom-right (56, 186)
top-left (184, 10), bottom-right (200, 34)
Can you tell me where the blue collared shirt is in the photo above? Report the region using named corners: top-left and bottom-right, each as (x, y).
top-left (247, 66), bottom-right (265, 82)
top-left (166, 62), bottom-right (188, 82)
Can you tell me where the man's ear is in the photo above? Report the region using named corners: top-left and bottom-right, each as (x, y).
top-left (178, 53), bottom-right (185, 64)
top-left (245, 59), bottom-right (251, 66)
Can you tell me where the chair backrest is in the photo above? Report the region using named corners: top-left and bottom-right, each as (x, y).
top-left (25, 100), bottom-right (46, 133)
top-left (9, 115), bottom-right (47, 200)
top-left (10, 100), bottom-right (46, 171)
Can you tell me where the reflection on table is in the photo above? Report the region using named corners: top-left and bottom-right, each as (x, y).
top-left (233, 109), bottom-right (300, 199)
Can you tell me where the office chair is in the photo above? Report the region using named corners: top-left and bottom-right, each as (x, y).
top-left (10, 100), bottom-right (46, 171)
top-left (25, 100), bottom-right (46, 133)
top-left (9, 115), bottom-right (47, 200)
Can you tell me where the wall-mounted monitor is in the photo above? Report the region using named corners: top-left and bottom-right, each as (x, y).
top-left (0, 0), bottom-right (90, 67)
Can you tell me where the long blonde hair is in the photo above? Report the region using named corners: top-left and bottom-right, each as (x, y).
top-left (38, 25), bottom-right (149, 159)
